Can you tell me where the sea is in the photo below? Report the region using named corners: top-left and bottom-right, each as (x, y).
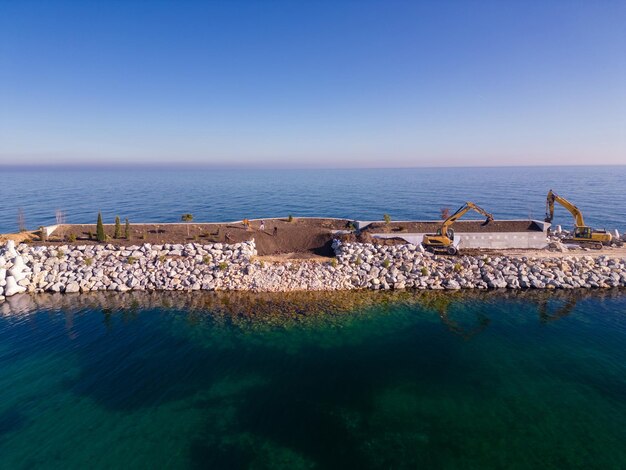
top-left (1, 165), bottom-right (626, 469)
top-left (1, 290), bottom-right (626, 468)
top-left (1, 165), bottom-right (625, 234)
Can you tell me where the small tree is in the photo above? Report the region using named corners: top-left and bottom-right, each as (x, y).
top-left (114, 216), bottom-right (121, 238)
top-left (181, 213), bottom-right (193, 237)
top-left (383, 213), bottom-right (391, 225)
top-left (125, 218), bottom-right (130, 240)
top-left (440, 207), bottom-right (451, 219)
top-left (55, 209), bottom-right (66, 224)
top-left (96, 212), bottom-right (106, 242)
top-left (17, 208), bottom-right (26, 232)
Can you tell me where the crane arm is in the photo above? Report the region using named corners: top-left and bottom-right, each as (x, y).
top-left (545, 190), bottom-right (585, 227)
top-left (441, 202), bottom-right (494, 235)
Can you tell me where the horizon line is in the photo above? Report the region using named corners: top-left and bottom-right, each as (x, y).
top-left (1, 162), bottom-right (625, 171)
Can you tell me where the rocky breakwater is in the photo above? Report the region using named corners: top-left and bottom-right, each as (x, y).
top-left (0, 240), bottom-right (257, 300)
top-left (332, 241), bottom-right (626, 290)
top-left (1, 239), bottom-right (626, 300)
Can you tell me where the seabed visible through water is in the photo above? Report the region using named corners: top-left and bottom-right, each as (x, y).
top-left (1, 288), bottom-right (626, 469)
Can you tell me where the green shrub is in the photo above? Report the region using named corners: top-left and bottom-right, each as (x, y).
top-left (259, 260), bottom-right (265, 268)
top-left (181, 213), bottom-right (193, 237)
top-left (382, 259), bottom-right (391, 268)
top-left (355, 256), bottom-right (362, 266)
top-left (287, 214), bottom-right (294, 222)
top-left (454, 263), bottom-right (462, 272)
top-left (218, 262), bottom-right (228, 271)
top-left (114, 216), bottom-right (121, 239)
top-left (420, 267), bottom-right (429, 276)
top-left (66, 233), bottom-right (76, 243)
top-left (85, 257), bottom-right (93, 266)
top-left (56, 249), bottom-right (65, 259)
top-left (96, 212), bottom-right (106, 242)
top-left (383, 214), bottom-right (391, 224)
top-left (331, 258), bottom-right (338, 267)
top-left (203, 255), bottom-right (211, 264)
top-left (127, 256), bottom-right (137, 264)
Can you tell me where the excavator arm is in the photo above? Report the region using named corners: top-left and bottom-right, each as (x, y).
top-left (545, 190), bottom-right (585, 227)
top-left (440, 202), bottom-right (494, 237)
top-left (423, 202), bottom-right (494, 255)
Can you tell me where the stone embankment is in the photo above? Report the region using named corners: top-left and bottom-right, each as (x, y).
top-left (1, 239), bottom-right (625, 301)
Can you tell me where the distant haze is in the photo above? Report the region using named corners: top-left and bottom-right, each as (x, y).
top-left (1, 1), bottom-right (625, 168)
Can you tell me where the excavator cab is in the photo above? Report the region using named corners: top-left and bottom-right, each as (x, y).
top-left (574, 227), bottom-right (591, 239)
top-left (434, 228), bottom-right (454, 238)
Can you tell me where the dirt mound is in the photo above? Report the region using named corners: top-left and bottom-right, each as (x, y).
top-left (29, 218), bottom-right (351, 257)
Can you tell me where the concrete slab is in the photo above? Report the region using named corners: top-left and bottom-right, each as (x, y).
top-left (366, 219), bottom-right (550, 249)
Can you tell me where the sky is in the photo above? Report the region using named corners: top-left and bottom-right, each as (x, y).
top-left (0, 0), bottom-right (625, 168)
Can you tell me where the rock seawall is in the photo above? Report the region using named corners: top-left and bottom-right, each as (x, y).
top-left (1, 239), bottom-right (625, 301)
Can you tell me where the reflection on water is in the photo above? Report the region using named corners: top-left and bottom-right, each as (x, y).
top-left (1, 288), bottom-right (622, 336)
top-left (1, 289), bottom-right (626, 469)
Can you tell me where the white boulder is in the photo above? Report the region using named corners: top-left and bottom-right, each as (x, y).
top-left (4, 240), bottom-right (17, 257)
top-left (4, 276), bottom-right (26, 296)
top-left (11, 255), bottom-right (26, 271)
top-left (65, 282), bottom-right (80, 293)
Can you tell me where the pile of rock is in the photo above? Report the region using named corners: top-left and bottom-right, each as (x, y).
top-left (0, 240), bottom-right (256, 299)
top-left (1, 238), bottom-right (625, 300)
top-left (547, 239), bottom-right (569, 252)
top-left (0, 241), bottom-right (29, 299)
top-left (332, 241), bottom-right (626, 290)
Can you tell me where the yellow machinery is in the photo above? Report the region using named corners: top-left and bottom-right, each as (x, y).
top-left (544, 190), bottom-right (611, 248)
top-left (422, 202), bottom-right (494, 255)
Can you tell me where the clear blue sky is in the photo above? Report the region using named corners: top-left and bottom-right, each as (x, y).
top-left (0, 0), bottom-right (624, 168)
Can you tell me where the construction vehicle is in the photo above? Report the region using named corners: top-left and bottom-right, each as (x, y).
top-left (422, 202), bottom-right (494, 255)
top-left (544, 190), bottom-right (611, 249)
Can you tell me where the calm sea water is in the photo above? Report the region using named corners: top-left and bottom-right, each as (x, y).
top-left (1, 289), bottom-right (626, 468)
top-left (1, 166), bottom-right (625, 234)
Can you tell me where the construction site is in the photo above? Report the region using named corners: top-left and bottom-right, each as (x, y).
top-left (1, 190), bottom-right (624, 259)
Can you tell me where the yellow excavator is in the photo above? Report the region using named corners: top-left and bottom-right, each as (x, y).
top-left (422, 202), bottom-right (494, 255)
top-left (544, 190), bottom-right (611, 249)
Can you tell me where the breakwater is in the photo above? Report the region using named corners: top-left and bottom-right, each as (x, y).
top-left (1, 239), bottom-right (625, 301)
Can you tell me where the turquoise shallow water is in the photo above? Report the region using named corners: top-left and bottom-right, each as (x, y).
top-left (1, 289), bottom-right (626, 469)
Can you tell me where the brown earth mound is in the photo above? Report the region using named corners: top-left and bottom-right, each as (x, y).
top-left (35, 218), bottom-right (351, 257)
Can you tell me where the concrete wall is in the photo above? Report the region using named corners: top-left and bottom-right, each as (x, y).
top-left (371, 231), bottom-right (548, 249)
top-left (365, 219), bottom-right (550, 249)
